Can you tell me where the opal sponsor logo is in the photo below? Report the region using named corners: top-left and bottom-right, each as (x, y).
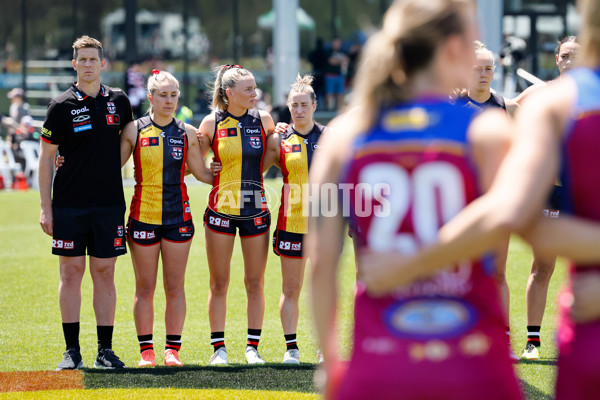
top-left (244, 126), bottom-right (261, 136)
top-left (71, 106), bottom-right (89, 115)
top-left (168, 137), bottom-right (185, 146)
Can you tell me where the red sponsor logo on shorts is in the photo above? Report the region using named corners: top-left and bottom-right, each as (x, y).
top-left (179, 226), bottom-right (192, 233)
top-left (254, 217), bottom-right (265, 226)
top-left (114, 238), bottom-right (123, 247)
top-left (53, 239), bottom-right (74, 249)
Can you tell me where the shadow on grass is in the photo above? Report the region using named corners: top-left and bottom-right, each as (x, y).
top-left (83, 363), bottom-right (318, 393)
top-left (521, 379), bottom-right (553, 400)
top-left (518, 359), bottom-right (558, 366)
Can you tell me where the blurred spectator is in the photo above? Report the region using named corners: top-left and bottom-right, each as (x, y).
top-left (308, 38), bottom-right (327, 105)
top-left (174, 103), bottom-right (193, 124)
top-left (8, 88), bottom-right (30, 127)
top-left (254, 88), bottom-right (271, 112)
top-left (193, 87), bottom-right (211, 116)
top-left (7, 115), bottom-right (36, 173)
top-left (346, 43), bottom-right (363, 89)
top-left (125, 63), bottom-right (146, 118)
top-left (4, 88), bottom-right (32, 168)
top-left (325, 38), bottom-right (349, 111)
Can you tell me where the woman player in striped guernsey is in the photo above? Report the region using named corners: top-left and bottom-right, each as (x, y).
top-left (310, 0), bottom-right (522, 398)
top-left (120, 70), bottom-right (214, 367)
top-left (197, 65), bottom-right (277, 365)
top-left (271, 75), bottom-right (325, 364)
top-left (360, 0), bottom-right (600, 397)
top-left (212, 74), bottom-right (324, 364)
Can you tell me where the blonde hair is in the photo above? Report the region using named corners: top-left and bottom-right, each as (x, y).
top-left (349, 0), bottom-right (472, 133)
top-left (72, 35), bottom-right (103, 60)
top-left (147, 70), bottom-right (180, 115)
top-left (474, 40), bottom-right (495, 68)
top-left (579, 0), bottom-right (600, 68)
top-left (211, 65), bottom-right (253, 111)
top-left (287, 74), bottom-right (317, 105)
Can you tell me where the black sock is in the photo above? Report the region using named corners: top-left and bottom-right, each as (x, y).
top-left (138, 334), bottom-right (153, 354)
top-left (247, 329), bottom-right (261, 350)
top-left (285, 333), bottom-right (298, 350)
top-left (527, 325), bottom-right (541, 347)
top-left (211, 331), bottom-right (225, 351)
top-left (62, 322), bottom-right (80, 351)
top-left (166, 335), bottom-right (182, 352)
top-left (97, 325), bottom-right (114, 350)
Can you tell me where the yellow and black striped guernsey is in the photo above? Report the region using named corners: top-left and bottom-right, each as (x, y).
top-left (129, 116), bottom-right (192, 225)
top-left (209, 108), bottom-right (268, 217)
top-left (277, 123), bottom-right (324, 234)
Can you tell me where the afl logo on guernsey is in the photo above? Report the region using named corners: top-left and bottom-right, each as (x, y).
top-left (249, 137), bottom-right (261, 149)
top-left (383, 297), bottom-right (478, 340)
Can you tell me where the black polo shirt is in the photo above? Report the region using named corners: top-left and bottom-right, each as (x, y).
top-left (41, 83), bottom-right (133, 207)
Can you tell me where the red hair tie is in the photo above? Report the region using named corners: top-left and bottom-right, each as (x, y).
top-left (152, 69), bottom-right (160, 75)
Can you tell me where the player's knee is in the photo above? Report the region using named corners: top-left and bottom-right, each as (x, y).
top-left (282, 280), bottom-right (302, 299)
top-left (91, 264), bottom-right (115, 282)
top-left (135, 284), bottom-right (156, 301)
top-left (60, 263), bottom-right (85, 286)
top-left (209, 278), bottom-right (229, 295)
top-left (244, 277), bottom-right (264, 295)
top-left (164, 279), bottom-right (184, 299)
top-left (531, 261), bottom-right (555, 283)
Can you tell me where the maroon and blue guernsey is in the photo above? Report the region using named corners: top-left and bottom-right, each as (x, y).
top-left (337, 98), bottom-right (521, 400)
top-left (555, 68), bottom-right (600, 400)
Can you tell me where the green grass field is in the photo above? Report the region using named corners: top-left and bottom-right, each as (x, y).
top-left (0, 181), bottom-right (567, 399)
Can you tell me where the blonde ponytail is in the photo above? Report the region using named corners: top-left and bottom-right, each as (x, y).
top-left (211, 65), bottom-right (253, 112)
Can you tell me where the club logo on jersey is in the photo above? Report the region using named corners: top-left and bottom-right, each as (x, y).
top-left (114, 238), bottom-right (123, 247)
top-left (244, 126), bottom-right (261, 136)
top-left (172, 147), bottom-right (183, 160)
top-left (383, 298), bottom-right (478, 340)
top-left (141, 137), bottom-right (159, 147)
top-left (106, 114), bottom-right (120, 125)
top-left (117, 226), bottom-right (124, 237)
top-left (107, 102), bottom-right (116, 114)
top-left (217, 128), bottom-right (238, 138)
top-left (52, 239), bottom-right (74, 249)
top-left (249, 136), bottom-right (261, 149)
top-left (168, 137), bottom-right (185, 147)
